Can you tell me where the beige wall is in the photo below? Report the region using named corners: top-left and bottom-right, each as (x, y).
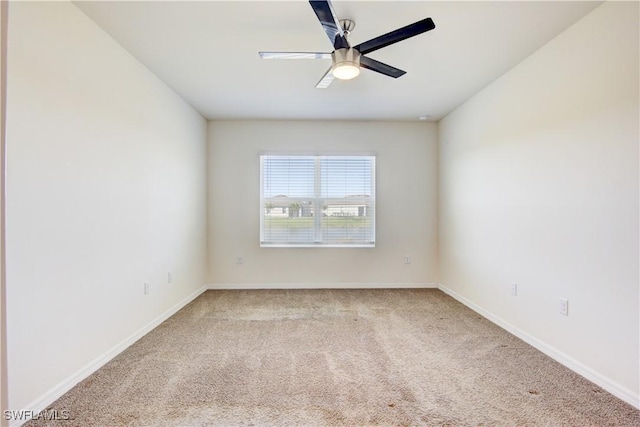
top-left (208, 120), bottom-right (438, 287)
top-left (6, 1), bottom-right (207, 413)
top-left (0, 1), bottom-right (7, 424)
top-left (438, 1), bottom-right (639, 406)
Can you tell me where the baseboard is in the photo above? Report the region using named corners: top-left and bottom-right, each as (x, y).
top-left (10, 285), bottom-right (208, 427)
top-left (437, 283), bottom-right (640, 410)
top-left (208, 282), bottom-right (438, 290)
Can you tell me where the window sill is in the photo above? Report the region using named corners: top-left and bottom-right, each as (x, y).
top-left (260, 243), bottom-right (375, 248)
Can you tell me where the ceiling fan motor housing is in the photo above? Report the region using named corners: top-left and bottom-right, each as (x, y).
top-left (332, 48), bottom-right (361, 80)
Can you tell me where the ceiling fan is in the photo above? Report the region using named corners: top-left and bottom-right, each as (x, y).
top-left (259, 0), bottom-right (435, 89)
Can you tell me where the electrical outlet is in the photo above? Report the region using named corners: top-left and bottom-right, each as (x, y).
top-left (168, 272), bottom-right (172, 284)
top-left (144, 282), bottom-right (151, 295)
top-left (404, 255), bottom-right (411, 264)
top-left (236, 257), bottom-right (244, 265)
top-left (559, 298), bottom-right (569, 316)
top-left (511, 283), bottom-right (518, 296)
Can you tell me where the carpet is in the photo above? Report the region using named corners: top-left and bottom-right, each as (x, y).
top-left (25, 289), bottom-right (639, 426)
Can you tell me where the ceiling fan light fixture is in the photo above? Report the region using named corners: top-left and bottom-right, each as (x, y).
top-left (333, 63), bottom-right (360, 80)
top-left (332, 48), bottom-right (361, 80)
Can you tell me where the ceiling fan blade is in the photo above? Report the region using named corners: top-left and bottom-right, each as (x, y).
top-left (360, 56), bottom-right (406, 78)
top-left (354, 18), bottom-right (435, 55)
top-left (259, 52), bottom-right (332, 60)
top-left (309, 1), bottom-right (345, 48)
top-left (315, 66), bottom-right (335, 89)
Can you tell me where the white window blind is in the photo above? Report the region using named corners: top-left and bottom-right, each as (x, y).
top-left (260, 155), bottom-right (375, 247)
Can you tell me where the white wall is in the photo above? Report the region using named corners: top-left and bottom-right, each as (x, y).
top-left (438, 1), bottom-right (639, 406)
top-left (208, 120), bottom-right (438, 287)
top-left (5, 1), bottom-right (207, 414)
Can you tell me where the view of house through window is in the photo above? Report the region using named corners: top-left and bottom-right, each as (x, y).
top-left (260, 154), bottom-right (376, 247)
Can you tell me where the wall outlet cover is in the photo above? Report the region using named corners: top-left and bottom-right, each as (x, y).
top-left (559, 298), bottom-right (569, 316)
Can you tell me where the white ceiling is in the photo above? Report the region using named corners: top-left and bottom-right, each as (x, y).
top-left (74, 1), bottom-right (601, 121)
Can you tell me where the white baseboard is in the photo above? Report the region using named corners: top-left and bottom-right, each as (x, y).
top-left (208, 282), bottom-right (438, 290)
top-left (10, 285), bottom-right (208, 427)
top-left (437, 283), bottom-right (639, 410)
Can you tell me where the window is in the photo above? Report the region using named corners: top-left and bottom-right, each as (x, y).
top-left (260, 154), bottom-right (375, 247)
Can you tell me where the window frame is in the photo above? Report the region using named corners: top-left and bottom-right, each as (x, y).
top-left (259, 153), bottom-right (376, 248)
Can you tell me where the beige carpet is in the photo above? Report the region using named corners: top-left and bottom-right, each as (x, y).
top-left (26, 289), bottom-right (639, 426)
